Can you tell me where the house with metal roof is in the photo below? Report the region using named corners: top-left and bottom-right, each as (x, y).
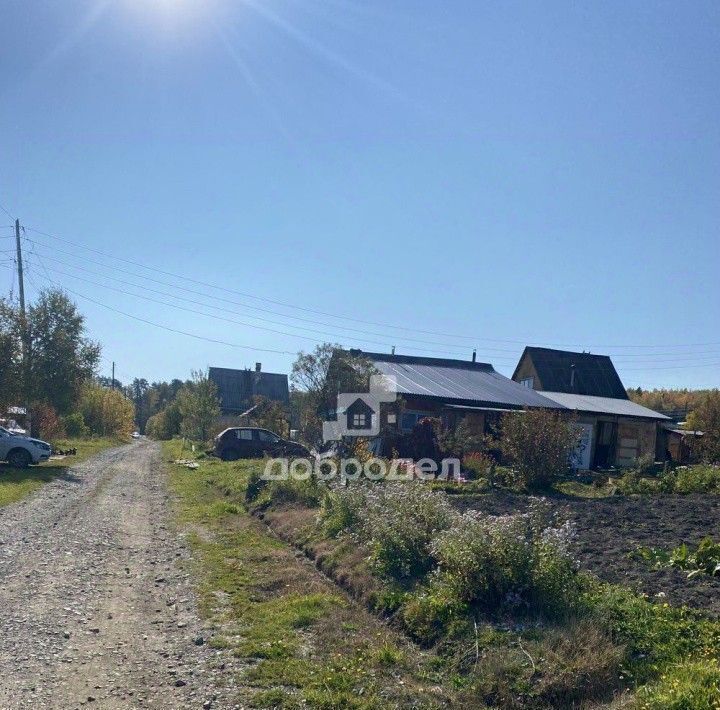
top-left (329, 348), bottom-right (670, 470)
top-left (511, 347), bottom-right (670, 468)
top-left (209, 364), bottom-right (289, 416)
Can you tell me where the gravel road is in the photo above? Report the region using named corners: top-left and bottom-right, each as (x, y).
top-left (0, 440), bottom-right (242, 710)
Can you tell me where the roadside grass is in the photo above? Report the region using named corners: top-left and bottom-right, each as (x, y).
top-left (163, 441), bottom-right (453, 709)
top-left (0, 437), bottom-right (125, 507)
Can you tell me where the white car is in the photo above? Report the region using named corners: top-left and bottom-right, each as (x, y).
top-left (0, 426), bottom-right (52, 468)
top-left (132, 431), bottom-right (141, 439)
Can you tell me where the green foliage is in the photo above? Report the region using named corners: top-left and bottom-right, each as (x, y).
top-left (634, 537), bottom-right (720, 579)
top-left (462, 451), bottom-right (495, 481)
top-left (176, 370), bottom-right (221, 442)
top-left (360, 483), bottom-right (455, 580)
top-left (78, 383), bottom-right (135, 438)
top-left (638, 658), bottom-right (720, 709)
top-left (429, 500), bottom-right (578, 616)
top-left (686, 390), bottom-right (720, 464)
top-left (0, 298), bottom-right (21, 411)
top-left (498, 409), bottom-right (580, 490)
top-left (319, 484), bottom-right (367, 538)
top-left (27, 289), bottom-right (101, 414)
top-left (62, 412), bottom-right (89, 438)
top-left (290, 344), bottom-right (377, 446)
top-left (247, 395), bottom-right (290, 438)
top-left (582, 579), bottom-right (720, 684)
top-left (672, 465), bottom-right (720, 494)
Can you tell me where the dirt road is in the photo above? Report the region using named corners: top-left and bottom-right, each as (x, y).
top-left (0, 440), bottom-right (240, 710)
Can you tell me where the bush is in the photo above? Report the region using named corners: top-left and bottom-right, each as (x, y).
top-left (32, 402), bottom-right (65, 440)
top-left (463, 451), bottom-right (495, 480)
top-left (78, 384), bottom-right (135, 438)
top-left (62, 412), bottom-right (89, 438)
top-left (429, 499), bottom-right (578, 616)
top-left (320, 485), bottom-right (368, 538)
top-left (672, 465), bottom-right (720, 494)
top-left (499, 410), bottom-right (580, 490)
top-left (361, 483), bottom-right (455, 580)
top-left (686, 391), bottom-right (720, 464)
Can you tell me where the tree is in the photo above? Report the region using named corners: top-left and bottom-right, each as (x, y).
top-left (78, 383), bottom-right (135, 438)
top-left (686, 391), bottom-right (720, 463)
top-left (247, 395), bottom-right (289, 437)
top-left (0, 298), bottom-right (21, 410)
top-left (128, 378), bottom-right (150, 432)
top-left (27, 290), bottom-right (101, 414)
top-left (498, 409), bottom-right (580, 490)
top-left (176, 370), bottom-right (220, 442)
top-left (290, 344), bottom-right (376, 445)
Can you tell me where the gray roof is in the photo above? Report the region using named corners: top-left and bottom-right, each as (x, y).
top-left (356, 352), bottom-right (565, 410)
top-left (537, 391), bottom-right (670, 420)
top-left (209, 366), bottom-right (289, 414)
top-left (513, 347), bottom-right (628, 399)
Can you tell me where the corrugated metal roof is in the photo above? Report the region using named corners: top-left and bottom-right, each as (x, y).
top-left (209, 366), bottom-right (289, 414)
top-left (361, 353), bottom-right (565, 409)
top-left (537, 391), bottom-right (670, 420)
top-left (514, 347), bottom-right (628, 399)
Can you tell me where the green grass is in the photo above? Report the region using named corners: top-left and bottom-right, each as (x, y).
top-left (0, 437), bottom-right (125, 507)
top-left (163, 441), bottom-right (452, 709)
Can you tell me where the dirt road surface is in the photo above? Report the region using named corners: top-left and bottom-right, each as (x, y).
top-left (0, 440), bottom-right (241, 710)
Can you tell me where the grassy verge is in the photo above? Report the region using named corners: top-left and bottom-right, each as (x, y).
top-left (0, 437), bottom-right (126, 507)
top-left (163, 441), bottom-right (454, 709)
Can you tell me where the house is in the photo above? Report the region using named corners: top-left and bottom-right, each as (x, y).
top-left (328, 350), bottom-right (565, 445)
top-left (209, 363), bottom-right (289, 417)
top-left (511, 347), bottom-right (670, 468)
top-left (512, 346), bottom-right (628, 399)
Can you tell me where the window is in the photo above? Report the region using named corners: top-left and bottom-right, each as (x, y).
top-left (520, 377), bottom-right (534, 389)
top-left (352, 413), bottom-right (367, 427)
top-left (258, 430), bottom-right (280, 443)
top-left (236, 429), bottom-right (253, 440)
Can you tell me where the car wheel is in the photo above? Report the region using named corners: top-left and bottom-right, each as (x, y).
top-left (7, 449), bottom-right (32, 469)
top-left (222, 449), bottom-right (240, 462)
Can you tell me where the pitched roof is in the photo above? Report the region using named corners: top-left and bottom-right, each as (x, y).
top-left (348, 351), bottom-right (565, 410)
top-left (513, 347), bottom-right (628, 399)
top-left (209, 366), bottom-right (289, 414)
top-left (537, 391), bottom-right (670, 420)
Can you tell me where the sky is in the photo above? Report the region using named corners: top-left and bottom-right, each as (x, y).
top-left (1, 0), bottom-right (719, 390)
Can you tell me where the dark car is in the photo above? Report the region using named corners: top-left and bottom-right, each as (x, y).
top-left (213, 427), bottom-right (311, 461)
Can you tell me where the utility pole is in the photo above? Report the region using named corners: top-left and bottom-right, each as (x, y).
top-left (112, 361), bottom-right (116, 390)
top-left (15, 218), bottom-right (31, 434)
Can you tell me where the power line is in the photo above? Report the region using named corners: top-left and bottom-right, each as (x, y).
top-left (27, 269), bottom-right (299, 356)
top-left (26, 225), bottom-right (720, 351)
top-left (27, 259), bottom-right (511, 358)
top-left (25, 237), bottom-right (720, 363)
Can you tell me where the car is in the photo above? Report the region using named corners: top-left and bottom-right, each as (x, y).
top-left (132, 431), bottom-right (141, 439)
top-left (213, 427), bottom-right (311, 461)
top-left (0, 426), bottom-right (52, 468)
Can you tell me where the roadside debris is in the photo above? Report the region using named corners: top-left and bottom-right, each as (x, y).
top-left (173, 459), bottom-right (199, 470)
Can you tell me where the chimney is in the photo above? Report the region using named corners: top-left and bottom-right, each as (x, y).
top-left (255, 362), bottom-right (261, 372)
top-left (472, 349), bottom-right (477, 363)
top-left (570, 364), bottom-right (576, 390)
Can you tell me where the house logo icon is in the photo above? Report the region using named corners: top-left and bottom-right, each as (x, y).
top-left (322, 374), bottom-right (397, 442)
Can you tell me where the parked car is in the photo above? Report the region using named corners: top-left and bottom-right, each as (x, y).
top-left (213, 427), bottom-right (311, 461)
top-left (132, 431), bottom-right (141, 439)
top-left (0, 426), bottom-right (52, 468)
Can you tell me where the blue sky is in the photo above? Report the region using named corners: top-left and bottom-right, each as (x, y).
top-left (1, 0), bottom-right (719, 389)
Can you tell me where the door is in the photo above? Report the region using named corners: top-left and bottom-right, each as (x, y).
top-left (593, 421), bottom-right (617, 469)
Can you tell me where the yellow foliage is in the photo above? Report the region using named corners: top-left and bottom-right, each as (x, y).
top-left (78, 384), bottom-right (135, 439)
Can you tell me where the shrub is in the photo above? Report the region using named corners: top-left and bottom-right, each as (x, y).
top-left (672, 465), bottom-right (720, 494)
top-left (32, 402), bottom-right (65, 441)
top-left (429, 499), bottom-right (578, 616)
top-left (498, 410), bottom-right (580, 490)
top-left (402, 587), bottom-right (464, 645)
top-left (62, 412), bottom-right (89, 438)
top-left (320, 485), bottom-right (368, 538)
top-left (361, 483), bottom-right (455, 580)
top-left (78, 384), bottom-right (135, 438)
top-left (463, 451), bottom-right (495, 481)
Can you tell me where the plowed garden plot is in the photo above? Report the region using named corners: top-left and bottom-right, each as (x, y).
top-left (453, 491), bottom-right (720, 615)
